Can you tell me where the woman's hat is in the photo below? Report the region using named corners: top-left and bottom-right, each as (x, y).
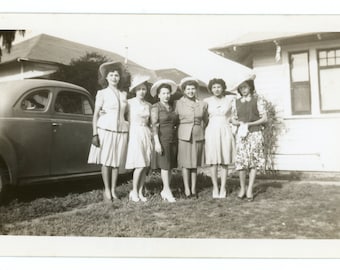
top-left (234, 73), bottom-right (256, 90)
top-left (179, 77), bottom-right (199, 91)
top-left (129, 75), bottom-right (150, 92)
top-left (150, 79), bottom-right (177, 97)
top-left (99, 61), bottom-right (124, 77)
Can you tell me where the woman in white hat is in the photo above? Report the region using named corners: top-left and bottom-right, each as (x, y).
top-left (150, 79), bottom-right (178, 202)
top-left (231, 75), bottom-right (267, 201)
top-left (125, 75), bottom-right (153, 202)
top-left (88, 61), bottom-right (130, 202)
top-left (175, 77), bottom-right (208, 198)
top-left (204, 78), bottom-right (236, 199)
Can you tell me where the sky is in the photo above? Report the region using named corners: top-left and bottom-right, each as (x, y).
top-left (3, 13), bottom-right (340, 88)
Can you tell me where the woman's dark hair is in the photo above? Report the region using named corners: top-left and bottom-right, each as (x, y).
top-left (156, 83), bottom-right (172, 96)
top-left (208, 78), bottom-right (227, 92)
top-left (181, 80), bottom-right (199, 91)
top-left (237, 79), bottom-right (255, 96)
top-left (98, 66), bottom-right (128, 91)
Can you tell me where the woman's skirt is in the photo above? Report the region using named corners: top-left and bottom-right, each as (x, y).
top-left (125, 125), bottom-right (152, 169)
top-left (177, 138), bottom-right (204, 169)
top-left (235, 130), bottom-right (265, 171)
top-left (88, 128), bottom-right (128, 172)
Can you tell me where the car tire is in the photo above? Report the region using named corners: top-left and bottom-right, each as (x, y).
top-left (0, 167), bottom-right (9, 204)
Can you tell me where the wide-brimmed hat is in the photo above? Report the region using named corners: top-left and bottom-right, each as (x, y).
top-left (234, 74), bottom-right (256, 90)
top-left (129, 75), bottom-right (150, 92)
top-left (179, 77), bottom-right (199, 91)
top-left (99, 61), bottom-right (124, 77)
top-left (150, 79), bottom-right (177, 97)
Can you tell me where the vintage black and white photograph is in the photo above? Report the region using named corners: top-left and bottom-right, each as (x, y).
top-left (0, 9), bottom-right (340, 260)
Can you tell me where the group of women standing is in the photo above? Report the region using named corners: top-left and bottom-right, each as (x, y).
top-left (88, 61), bottom-right (267, 203)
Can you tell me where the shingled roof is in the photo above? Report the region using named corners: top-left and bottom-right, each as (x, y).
top-left (1, 33), bottom-right (148, 71)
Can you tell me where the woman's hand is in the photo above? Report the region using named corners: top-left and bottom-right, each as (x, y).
top-left (155, 141), bottom-right (163, 154)
top-left (92, 134), bottom-right (100, 147)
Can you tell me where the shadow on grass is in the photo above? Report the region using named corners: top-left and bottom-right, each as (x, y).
top-left (5, 172), bottom-right (133, 204)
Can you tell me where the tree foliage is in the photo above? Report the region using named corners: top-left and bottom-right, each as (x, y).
top-left (51, 52), bottom-right (131, 97)
top-left (0, 30), bottom-right (25, 61)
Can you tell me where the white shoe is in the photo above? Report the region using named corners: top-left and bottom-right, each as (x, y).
top-left (219, 189), bottom-right (226, 199)
top-left (160, 190), bottom-right (176, 203)
top-left (212, 190), bottom-right (219, 199)
top-left (129, 191), bottom-right (140, 202)
top-left (139, 193), bottom-right (148, 202)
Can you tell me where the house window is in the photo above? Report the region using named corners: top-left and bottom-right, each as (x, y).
top-left (289, 51), bottom-right (311, 115)
top-left (318, 48), bottom-right (340, 112)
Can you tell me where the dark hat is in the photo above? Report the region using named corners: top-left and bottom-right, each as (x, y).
top-left (99, 61), bottom-right (124, 77)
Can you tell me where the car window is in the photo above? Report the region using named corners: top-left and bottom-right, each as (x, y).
top-left (54, 91), bottom-right (93, 115)
top-left (21, 90), bottom-right (50, 111)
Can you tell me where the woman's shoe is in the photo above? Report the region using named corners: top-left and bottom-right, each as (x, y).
top-left (212, 190), bottom-right (219, 199)
top-left (139, 193), bottom-right (148, 202)
top-left (103, 190), bottom-right (112, 203)
top-left (219, 189), bottom-right (226, 199)
top-left (111, 190), bottom-right (120, 200)
top-left (160, 191), bottom-right (176, 203)
top-left (129, 191), bottom-right (140, 202)
top-left (246, 195), bottom-right (254, 202)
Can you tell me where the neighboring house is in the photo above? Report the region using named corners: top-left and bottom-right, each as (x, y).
top-left (0, 34), bottom-right (155, 82)
top-left (210, 32), bottom-right (340, 173)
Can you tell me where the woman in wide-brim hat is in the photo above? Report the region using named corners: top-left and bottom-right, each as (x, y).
top-left (125, 75), bottom-right (153, 202)
top-left (231, 73), bottom-right (267, 202)
top-left (150, 79), bottom-right (178, 202)
top-left (88, 61), bottom-right (130, 202)
top-left (204, 78), bottom-right (236, 199)
top-left (175, 77), bottom-right (208, 199)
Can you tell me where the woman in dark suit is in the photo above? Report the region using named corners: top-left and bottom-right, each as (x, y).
top-left (175, 77), bottom-right (208, 198)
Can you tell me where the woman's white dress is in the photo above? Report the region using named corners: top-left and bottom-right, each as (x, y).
top-left (204, 95), bottom-right (236, 165)
top-left (125, 97), bottom-right (153, 169)
top-left (88, 87), bottom-right (129, 171)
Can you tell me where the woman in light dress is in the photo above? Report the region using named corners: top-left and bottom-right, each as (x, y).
top-left (150, 79), bottom-right (178, 203)
top-left (125, 75), bottom-right (153, 202)
top-left (204, 78), bottom-right (236, 199)
top-left (231, 75), bottom-right (267, 201)
top-left (175, 77), bottom-right (208, 198)
top-left (88, 61), bottom-right (129, 202)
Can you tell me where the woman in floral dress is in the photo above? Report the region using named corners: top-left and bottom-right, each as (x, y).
top-left (231, 75), bottom-right (267, 201)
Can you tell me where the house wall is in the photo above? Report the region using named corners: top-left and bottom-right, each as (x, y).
top-left (0, 61), bottom-right (58, 81)
top-left (252, 39), bottom-right (340, 172)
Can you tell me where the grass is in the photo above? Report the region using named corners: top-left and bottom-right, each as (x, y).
top-left (0, 169), bottom-right (339, 238)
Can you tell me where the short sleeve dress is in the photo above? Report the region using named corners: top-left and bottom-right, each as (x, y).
top-left (204, 95), bottom-right (236, 165)
top-left (231, 95), bottom-right (266, 171)
top-left (151, 102), bottom-right (178, 170)
top-left (88, 87), bottom-right (129, 171)
top-left (125, 98), bottom-right (153, 169)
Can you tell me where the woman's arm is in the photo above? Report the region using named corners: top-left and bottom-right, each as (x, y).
top-left (151, 105), bottom-right (162, 154)
top-left (91, 105), bottom-right (101, 147)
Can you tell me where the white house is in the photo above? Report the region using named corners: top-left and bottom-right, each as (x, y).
top-left (210, 32), bottom-right (340, 174)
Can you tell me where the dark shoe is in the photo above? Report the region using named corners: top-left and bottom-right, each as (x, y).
top-left (192, 193), bottom-right (198, 199)
top-left (237, 193), bottom-right (245, 200)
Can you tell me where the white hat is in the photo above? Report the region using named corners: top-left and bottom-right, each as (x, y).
top-left (150, 79), bottom-right (177, 97)
top-left (233, 74), bottom-right (256, 90)
top-left (179, 77), bottom-right (199, 91)
top-left (129, 75), bottom-right (150, 92)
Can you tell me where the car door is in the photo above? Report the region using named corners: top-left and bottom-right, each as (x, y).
top-left (12, 88), bottom-right (53, 179)
top-left (50, 88), bottom-right (100, 175)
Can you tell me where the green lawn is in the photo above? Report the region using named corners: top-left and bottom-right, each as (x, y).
top-left (0, 171), bottom-right (339, 238)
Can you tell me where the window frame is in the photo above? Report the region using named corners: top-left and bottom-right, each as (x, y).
top-left (317, 47), bottom-right (340, 113)
top-left (288, 50), bottom-right (312, 115)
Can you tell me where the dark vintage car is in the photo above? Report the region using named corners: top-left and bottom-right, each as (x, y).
top-left (0, 79), bottom-right (101, 202)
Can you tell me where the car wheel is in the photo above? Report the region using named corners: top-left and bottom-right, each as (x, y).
top-left (0, 167), bottom-right (9, 204)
